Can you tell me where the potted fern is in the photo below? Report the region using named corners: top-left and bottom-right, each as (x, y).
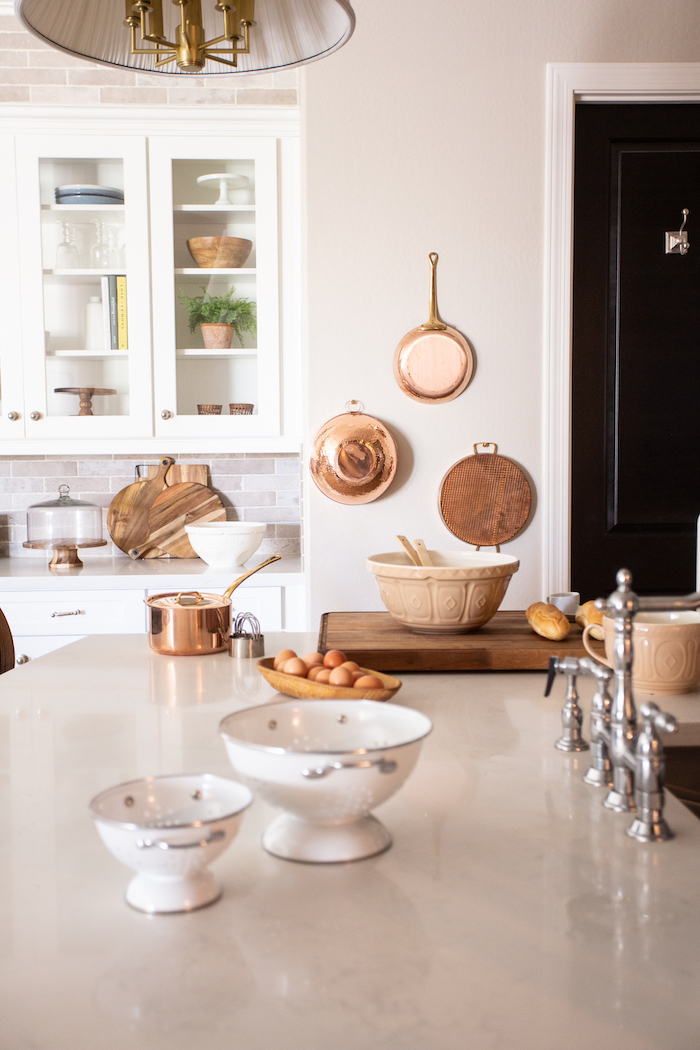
top-left (179, 287), bottom-right (257, 350)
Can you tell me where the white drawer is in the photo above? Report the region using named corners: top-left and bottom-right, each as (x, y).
top-left (145, 585), bottom-right (282, 631)
top-left (0, 590), bottom-right (146, 636)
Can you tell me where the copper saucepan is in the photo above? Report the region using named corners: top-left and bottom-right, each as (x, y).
top-left (145, 555), bottom-right (281, 656)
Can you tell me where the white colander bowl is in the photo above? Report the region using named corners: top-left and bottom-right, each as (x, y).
top-left (89, 773), bottom-right (252, 913)
top-left (219, 699), bottom-right (432, 864)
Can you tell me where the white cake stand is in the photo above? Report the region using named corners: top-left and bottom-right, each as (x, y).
top-left (197, 173), bottom-right (251, 205)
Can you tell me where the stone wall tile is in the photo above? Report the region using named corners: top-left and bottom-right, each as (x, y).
top-left (236, 88), bottom-right (296, 105)
top-left (12, 460), bottom-right (77, 477)
top-left (0, 85), bottom-right (29, 102)
top-left (244, 473), bottom-right (297, 491)
top-left (30, 85), bottom-right (99, 104)
top-left (0, 51), bottom-right (28, 67)
top-left (69, 68), bottom-right (136, 86)
top-left (0, 67), bottom-right (66, 84)
top-left (99, 86), bottom-right (168, 104)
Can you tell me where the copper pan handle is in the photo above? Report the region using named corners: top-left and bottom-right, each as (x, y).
top-left (420, 252), bottom-right (447, 332)
top-left (223, 554), bottom-right (282, 600)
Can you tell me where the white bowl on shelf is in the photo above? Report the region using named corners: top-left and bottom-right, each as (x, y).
top-left (185, 521), bottom-right (267, 569)
top-left (89, 773), bottom-right (252, 913)
top-left (219, 699), bottom-right (432, 864)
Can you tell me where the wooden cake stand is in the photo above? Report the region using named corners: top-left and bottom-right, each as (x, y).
top-left (23, 539), bottom-right (107, 569)
top-left (54, 388), bottom-right (117, 416)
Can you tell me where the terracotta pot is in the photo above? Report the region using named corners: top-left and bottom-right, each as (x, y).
top-left (187, 236), bottom-right (253, 268)
top-left (200, 323), bottom-right (235, 350)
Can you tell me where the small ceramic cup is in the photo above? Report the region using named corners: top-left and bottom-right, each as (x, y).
top-left (546, 591), bottom-right (581, 616)
top-left (583, 611), bottom-right (700, 694)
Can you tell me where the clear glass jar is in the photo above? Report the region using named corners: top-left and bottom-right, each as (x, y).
top-left (26, 485), bottom-right (103, 544)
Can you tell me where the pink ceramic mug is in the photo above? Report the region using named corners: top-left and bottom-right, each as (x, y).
top-left (582, 612), bottom-right (700, 695)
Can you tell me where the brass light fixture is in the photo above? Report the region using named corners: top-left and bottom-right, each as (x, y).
top-left (15, 0), bottom-right (355, 76)
top-left (125, 0), bottom-right (255, 73)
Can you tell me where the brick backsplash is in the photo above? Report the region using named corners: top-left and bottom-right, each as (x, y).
top-left (0, 453), bottom-right (302, 560)
top-left (0, 13), bottom-right (298, 104)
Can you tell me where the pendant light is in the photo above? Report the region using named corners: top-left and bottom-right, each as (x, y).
top-left (14, 0), bottom-right (355, 76)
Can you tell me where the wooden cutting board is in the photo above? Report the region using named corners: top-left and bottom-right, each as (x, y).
top-left (107, 456), bottom-right (175, 554)
top-left (146, 463), bottom-right (208, 487)
top-left (318, 611), bottom-right (603, 672)
top-left (128, 482), bottom-right (226, 560)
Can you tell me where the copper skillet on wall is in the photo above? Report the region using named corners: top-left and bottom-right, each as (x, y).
top-left (145, 555), bottom-right (281, 656)
top-left (393, 253), bottom-right (475, 404)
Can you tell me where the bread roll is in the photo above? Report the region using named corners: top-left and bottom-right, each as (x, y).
top-left (575, 599), bottom-right (604, 640)
top-left (526, 601), bottom-right (570, 641)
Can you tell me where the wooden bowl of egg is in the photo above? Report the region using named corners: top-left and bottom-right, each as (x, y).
top-left (257, 648), bottom-right (401, 702)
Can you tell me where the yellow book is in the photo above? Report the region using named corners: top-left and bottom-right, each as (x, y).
top-left (116, 275), bottom-right (128, 350)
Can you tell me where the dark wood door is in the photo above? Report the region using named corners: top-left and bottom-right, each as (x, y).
top-left (572, 103), bottom-right (700, 598)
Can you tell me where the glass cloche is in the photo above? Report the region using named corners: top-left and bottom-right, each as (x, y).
top-left (25, 485), bottom-right (106, 569)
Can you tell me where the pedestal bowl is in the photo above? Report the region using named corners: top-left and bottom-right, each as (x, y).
top-left (89, 773), bottom-right (252, 913)
top-left (219, 699), bottom-right (432, 864)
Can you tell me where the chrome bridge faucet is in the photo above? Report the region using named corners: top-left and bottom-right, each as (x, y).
top-left (545, 568), bottom-right (686, 843)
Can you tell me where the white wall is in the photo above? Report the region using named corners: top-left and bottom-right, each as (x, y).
top-left (302, 0), bottom-right (700, 622)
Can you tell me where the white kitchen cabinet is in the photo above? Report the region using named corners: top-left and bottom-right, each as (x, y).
top-left (0, 555), bottom-right (305, 665)
top-left (0, 106), bottom-right (301, 453)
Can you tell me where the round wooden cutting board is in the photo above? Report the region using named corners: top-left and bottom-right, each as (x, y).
top-left (439, 443), bottom-right (531, 550)
top-left (107, 456), bottom-right (175, 554)
top-left (128, 482), bottom-right (226, 560)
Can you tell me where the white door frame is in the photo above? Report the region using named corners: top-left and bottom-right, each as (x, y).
top-left (543, 63), bottom-right (700, 594)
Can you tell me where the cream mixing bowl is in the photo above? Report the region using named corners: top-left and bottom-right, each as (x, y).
top-left (367, 549), bottom-right (519, 633)
top-left (219, 699), bottom-right (432, 864)
top-left (89, 773), bottom-right (252, 913)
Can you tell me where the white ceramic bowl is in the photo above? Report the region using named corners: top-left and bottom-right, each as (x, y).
top-left (219, 699), bottom-right (432, 864)
top-left (367, 550), bottom-right (520, 634)
top-left (89, 773), bottom-right (252, 913)
top-left (185, 521), bottom-right (267, 569)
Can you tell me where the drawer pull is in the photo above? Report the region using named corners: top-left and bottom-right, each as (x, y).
top-left (50, 609), bottom-right (85, 618)
top-left (16, 655), bottom-right (29, 665)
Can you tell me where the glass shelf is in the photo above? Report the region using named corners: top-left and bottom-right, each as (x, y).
top-left (174, 267), bottom-right (256, 275)
top-left (41, 204), bottom-right (125, 212)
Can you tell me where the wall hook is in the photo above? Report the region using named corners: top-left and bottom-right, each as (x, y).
top-left (665, 208), bottom-right (690, 255)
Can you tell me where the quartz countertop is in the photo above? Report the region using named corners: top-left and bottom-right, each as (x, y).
top-left (0, 555), bottom-right (303, 590)
top-left (1, 633), bottom-right (700, 1049)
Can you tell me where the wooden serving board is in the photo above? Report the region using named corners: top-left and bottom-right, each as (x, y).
top-left (107, 456), bottom-right (174, 555)
top-left (128, 482), bottom-right (226, 560)
top-left (318, 611), bottom-right (603, 672)
top-left (146, 463), bottom-right (208, 486)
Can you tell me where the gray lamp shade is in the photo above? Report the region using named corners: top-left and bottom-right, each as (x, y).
top-left (14, 0), bottom-right (355, 75)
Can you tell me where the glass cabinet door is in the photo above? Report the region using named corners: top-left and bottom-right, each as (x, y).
top-left (0, 135), bottom-right (26, 438)
top-left (149, 136), bottom-right (280, 437)
top-left (14, 135), bottom-right (153, 438)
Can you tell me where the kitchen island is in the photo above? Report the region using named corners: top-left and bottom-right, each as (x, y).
top-left (1, 633), bottom-right (700, 1049)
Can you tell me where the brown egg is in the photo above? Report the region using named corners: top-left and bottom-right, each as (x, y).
top-left (315, 668), bottom-right (332, 684)
top-left (302, 652), bottom-right (324, 666)
top-left (274, 649), bottom-right (297, 670)
top-left (354, 675), bottom-right (384, 689)
top-left (329, 666), bottom-right (355, 687)
top-left (339, 661), bottom-right (361, 673)
top-left (323, 649), bottom-right (347, 669)
top-left (283, 657), bottom-right (308, 678)
top-left (307, 665), bottom-right (325, 681)
top-left (351, 671), bottom-right (365, 680)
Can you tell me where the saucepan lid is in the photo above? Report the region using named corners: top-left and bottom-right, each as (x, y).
top-left (309, 401), bottom-right (398, 505)
top-left (146, 591), bottom-right (231, 610)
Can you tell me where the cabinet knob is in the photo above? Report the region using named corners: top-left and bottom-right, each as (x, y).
top-left (16, 655), bottom-right (29, 665)
top-left (161, 410), bottom-right (172, 419)
top-left (29, 411), bottom-right (42, 421)
top-left (7, 412), bottom-right (19, 421)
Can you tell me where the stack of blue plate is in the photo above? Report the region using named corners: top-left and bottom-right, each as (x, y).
top-left (55, 184), bottom-right (125, 205)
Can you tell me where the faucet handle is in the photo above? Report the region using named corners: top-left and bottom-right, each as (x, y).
top-left (626, 702), bottom-right (678, 843)
top-left (547, 657), bottom-right (590, 753)
top-left (639, 702), bottom-right (677, 739)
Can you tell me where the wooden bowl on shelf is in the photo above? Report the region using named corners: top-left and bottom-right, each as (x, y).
top-left (256, 658), bottom-right (401, 702)
top-left (186, 236), bottom-right (253, 269)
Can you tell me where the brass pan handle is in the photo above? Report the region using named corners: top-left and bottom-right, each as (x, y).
top-left (420, 252), bottom-right (447, 332)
